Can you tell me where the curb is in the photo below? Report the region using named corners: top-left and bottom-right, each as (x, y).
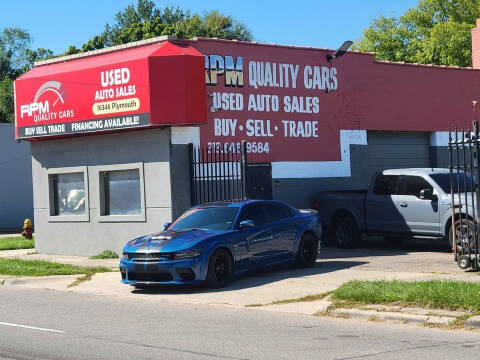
top-left (2, 275), bottom-right (78, 287)
top-left (330, 308), bottom-right (455, 325)
top-left (315, 295), bottom-right (333, 314)
top-left (465, 316), bottom-right (480, 329)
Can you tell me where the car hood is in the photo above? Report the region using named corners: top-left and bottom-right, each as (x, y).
top-left (123, 229), bottom-right (231, 253)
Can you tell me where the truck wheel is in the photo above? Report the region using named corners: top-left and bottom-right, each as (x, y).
top-left (333, 216), bottom-right (360, 249)
top-left (449, 219), bottom-right (474, 253)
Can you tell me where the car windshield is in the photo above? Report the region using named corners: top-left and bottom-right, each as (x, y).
top-left (168, 206), bottom-right (239, 231)
top-left (430, 173), bottom-right (476, 193)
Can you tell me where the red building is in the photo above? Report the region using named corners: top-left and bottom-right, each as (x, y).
top-left (13, 22), bottom-right (480, 254)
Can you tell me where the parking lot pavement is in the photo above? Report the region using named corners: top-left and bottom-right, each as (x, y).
top-left (321, 236), bottom-right (464, 275)
top-left (5, 236), bottom-right (479, 310)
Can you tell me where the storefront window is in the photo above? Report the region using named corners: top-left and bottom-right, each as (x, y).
top-left (103, 169), bottom-right (141, 215)
top-left (52, 173), bottom-right (86, 216)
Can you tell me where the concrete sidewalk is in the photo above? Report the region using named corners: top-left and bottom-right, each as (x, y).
top-left (0, 248), bottom-right (120, 270)
top-left (0, 233), bottom-right (23, 238)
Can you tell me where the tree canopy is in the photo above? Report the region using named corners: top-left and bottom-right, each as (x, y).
top-left (0, 28), bottom-right (53, 123)
top-left (353, 0), bottom-right (480, 67)
top-left (64, 0), bottom-right (252, 55)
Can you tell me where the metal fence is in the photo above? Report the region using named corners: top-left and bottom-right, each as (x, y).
top-left (189, 141), bottom-right (247, 205)
top-left (448, 122), bottom-right (480, 270)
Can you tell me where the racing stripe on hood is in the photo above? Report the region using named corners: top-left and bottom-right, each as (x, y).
top-left (134, 230), bottom-right (198, 253)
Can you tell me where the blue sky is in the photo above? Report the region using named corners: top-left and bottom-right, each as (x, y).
top-left (1, 0), bottom-right (418, 54)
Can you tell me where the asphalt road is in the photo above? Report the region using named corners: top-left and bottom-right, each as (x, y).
top-left (1, 287), bottom-right (480, 360)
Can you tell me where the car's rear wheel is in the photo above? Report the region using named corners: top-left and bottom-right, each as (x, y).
top-left (205, 248), bottom-right (234, 288)
top-left (295, 233), bottom-right (318, 268)
top-left (333, 216), bottom-right (360, 249)
top-left (449, 219), bottom-right (475, 253)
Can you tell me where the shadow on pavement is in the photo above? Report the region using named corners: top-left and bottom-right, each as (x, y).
top-left (131, 259), bottom-right (368, 295)
top-left (321, 235), bottom-right (451, 260)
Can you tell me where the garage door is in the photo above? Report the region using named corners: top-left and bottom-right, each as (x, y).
top-left (367, 131), bottom-right (431, 178)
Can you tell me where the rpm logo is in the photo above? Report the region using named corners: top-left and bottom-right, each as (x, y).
top-left (21, 101), bottom-right (49, 117)
top-left (20, 81), bottom-right (68, 122)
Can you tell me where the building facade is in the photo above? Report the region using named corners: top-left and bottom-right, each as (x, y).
top-left (13, 23), bottom-right (480, 254)
top-left (0, 123), bottom-right (33, 232)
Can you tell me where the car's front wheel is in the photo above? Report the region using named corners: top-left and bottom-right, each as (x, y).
top-left (205, 248), bottom-right (234, 288)
top-left (296, 233), bottom-right (318, 268)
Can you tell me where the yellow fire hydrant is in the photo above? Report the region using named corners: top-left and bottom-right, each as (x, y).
top-left (22, 218), bottom-right (33, 240)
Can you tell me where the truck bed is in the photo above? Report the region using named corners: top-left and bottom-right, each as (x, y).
top-left (314, 190), bottom-right (367, 231)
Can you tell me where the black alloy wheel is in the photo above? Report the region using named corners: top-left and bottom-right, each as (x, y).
top-left (205, 248), bottom-right (234, 288)
top-left (449, 219), bottom-right (475, 253)
top-left (334, 216), bottom-right (360, 249)
top-left (296, 233), bottom-right (318, 268)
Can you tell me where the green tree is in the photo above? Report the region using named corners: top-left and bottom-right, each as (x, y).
top-left (25, 47), bottom-right (54, 69)
top-left (0, 28), bottom-right (53, 123)
top-left (66, 0), bottom-right (252, 54)
top-left (0, 76), bottom-right (13, 123)
top-left (353, 0), bottom-right (480, 67)
top-left (0, 28), bottom-right (32, 78)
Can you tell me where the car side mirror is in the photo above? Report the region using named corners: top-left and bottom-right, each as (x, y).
top-left (163, 222), bottom-right (171, 230)
top-left (419, 189), bottom-right (436, 200)
top-left (239, 220), bottom-right (255, 229)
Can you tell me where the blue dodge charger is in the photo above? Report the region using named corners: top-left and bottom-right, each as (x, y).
top-left (120, 199), bottom-right (322, 288)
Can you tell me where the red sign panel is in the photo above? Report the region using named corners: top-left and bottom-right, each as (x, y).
top-left (15, 60), bottom-right (150, 139)
top-left (14, 41), bottom-right (206, 140)
top-left (194, 41), bottom-right (343, 163)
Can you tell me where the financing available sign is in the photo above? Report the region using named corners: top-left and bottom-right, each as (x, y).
top-left (15, 61), bottom-right (150, 139)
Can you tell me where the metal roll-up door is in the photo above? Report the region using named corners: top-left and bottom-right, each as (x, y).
top-left (367, 131), bottom-right (431, 178)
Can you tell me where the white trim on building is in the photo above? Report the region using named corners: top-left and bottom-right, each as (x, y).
top-left (272, 130), bottom-right (368, 178)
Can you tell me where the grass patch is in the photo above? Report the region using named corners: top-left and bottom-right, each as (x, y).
top-left (0, 258), bottom-right (110, 277)
top-left (68, 273), bottom-right (94, 288)
top-left (0, 236), bottom-right (34, 251)
top-left (89, 250), bottom-right (118, 259)
top-left (332, 280), bottom-right (480, 312)
top-left (245, 291), bottom-right (333, 307)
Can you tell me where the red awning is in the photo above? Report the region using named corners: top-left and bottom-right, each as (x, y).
top-left (14, 41), bottom-right (206, 140)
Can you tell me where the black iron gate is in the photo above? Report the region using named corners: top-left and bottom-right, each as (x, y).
top-left (448, 122), bottom-right (480, 270)
top-left (189, 141), bottom-right (247, 205)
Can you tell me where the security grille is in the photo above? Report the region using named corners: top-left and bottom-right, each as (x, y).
top-left (448, 122), bottom-right (480, 270)
top-left (189, 141), bottom-right (247, 205)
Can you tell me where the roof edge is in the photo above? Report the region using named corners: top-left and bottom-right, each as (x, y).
top-left (190, 37), bottom-right (376, 55)
top-left (374, 59), bottom-right (477, 71)
top-left (34, 35), bottom-right (178, 67)
top-left (33, 34), bottom-right (478, 72)
top-left (35, 36), bottom-right (378, 68)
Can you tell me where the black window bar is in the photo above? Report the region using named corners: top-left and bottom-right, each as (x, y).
top-left (448, 122), bottom-right (480, 270)
top-left (189, 141), bottom-right (247, 205)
